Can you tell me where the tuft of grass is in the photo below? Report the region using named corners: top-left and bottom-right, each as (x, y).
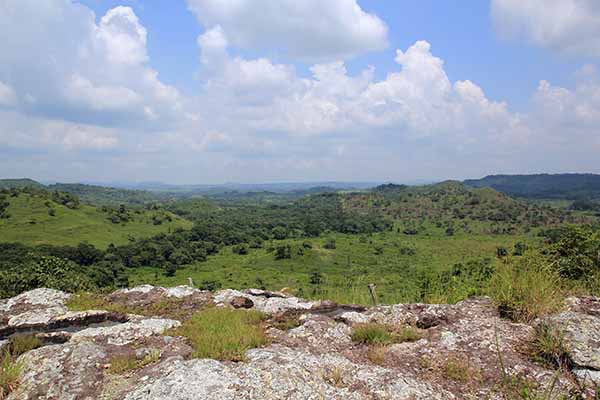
top-left (107, 354), bottom-right (139, 375)
top-left (442, 355), bottom-right (481, 384)
top-left (488, 254), bottom-right (564, 323)
top-left (351, 324), bottom-right (393, 345)
top-left (323, 366), bottom-right (346, 387)
top-left (352, 323), bottom-right (422, 346)
top-left (367, 345), bottom-right (387, 365)
top-left (444, 357), bottom-right (471, 383)
top-left (107, 349), bottom-right (162, 375)
top-left (529, 323), bottom-right (571, 370)
top-left (167, 307), bottom-right (267, 361)
top-left (0, 352), bottom-right (22, 400)
top-left (7, 334), bottom-right (42, 358)
top-left (396, 326), bottom-right (422, 342)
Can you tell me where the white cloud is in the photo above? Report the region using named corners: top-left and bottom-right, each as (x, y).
top-left (0, 110), bottom-right (118, 150)
top-left (492, 0), bottom-right (600, 57)
top-left (187, 0), bottom-right (388, 61)
top-left (0, 0), bottom-right (186, 129)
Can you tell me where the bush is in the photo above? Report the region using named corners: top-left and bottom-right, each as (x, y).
top-left (168, 308), bottom-right (267, 361)
top-left (488, 254), bottom-right (564, 323)
top-left (323, 239), bottom-right (336, 250)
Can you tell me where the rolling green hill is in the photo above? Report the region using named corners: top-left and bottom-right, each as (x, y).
top-left (0, 191), bottom-right (192, 248)
top-left (464, 173), bottom-right (600, 200)
top-left (0, 178), bottom-right (45, 189)
top-left (341, 181), bottom-right (582, 234)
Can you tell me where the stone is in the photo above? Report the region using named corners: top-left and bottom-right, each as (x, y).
top-left (545, 311), bottom-right (600, 370)
top-left (230, 296), bottom-right (254, 309)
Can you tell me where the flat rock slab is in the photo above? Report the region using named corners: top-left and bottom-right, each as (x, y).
top-left (123, 345), bottom-right (453, 400)
top-left (545, 311), bottom-right (600, 370)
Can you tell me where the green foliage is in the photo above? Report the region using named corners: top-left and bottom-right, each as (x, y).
top-left (107, 350), bottom-right (161, 375)
top-left (168, 308), bottom-right (267, 361)
top-left (0, 255), bottom-right (98, 298)
top-left (544, 225), bottom-right (600, 284)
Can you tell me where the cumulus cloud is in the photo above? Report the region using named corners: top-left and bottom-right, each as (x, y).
top-left (0, 0), bottom-right (186, 130)
top-left (186, 0), bottom-right (388, 61)
top-left (492, 0), bottom-right (600, 57)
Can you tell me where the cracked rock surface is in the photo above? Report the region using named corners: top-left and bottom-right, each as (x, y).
top-left (1, 286), bottom-right (598, 399)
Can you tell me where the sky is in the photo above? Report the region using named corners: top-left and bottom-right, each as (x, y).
top-left (1, 0), bottom-right (599, 184)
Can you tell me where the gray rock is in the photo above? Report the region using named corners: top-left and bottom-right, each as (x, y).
top-left (8, 341), bottom-right (107, 400)
top-left (545, 311), bottom-right (600, 370)
top-left (214, 289), bottom-right (316, 314)
top-left (71, 316), bottom-right (181, 345)
top-left (124, 345), bottom-right (453, 400)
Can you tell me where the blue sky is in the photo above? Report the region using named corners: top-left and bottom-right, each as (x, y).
top-left (1, 0), bottom-right (600, 183)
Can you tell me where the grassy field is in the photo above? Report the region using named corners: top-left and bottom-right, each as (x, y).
top-left (0, 193), bottom-right (192, 248)
top-left (129, 225), bottom-right (540, 304)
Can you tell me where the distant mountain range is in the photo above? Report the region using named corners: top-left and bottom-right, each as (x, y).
top-left (464, 173), bottom-right (600, 200)
top-left (4, 173), bottom-right (600, 201)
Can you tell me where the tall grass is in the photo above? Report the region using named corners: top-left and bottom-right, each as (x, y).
top-left (167, 307), bottom-right (267, 361)
top-left (487, 253), bottom-right (564, 323)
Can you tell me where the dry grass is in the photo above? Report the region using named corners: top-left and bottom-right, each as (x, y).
top-left (367, 345), bottom-right (387, 365)
top-left (323, 366), bottom-right (346, 387)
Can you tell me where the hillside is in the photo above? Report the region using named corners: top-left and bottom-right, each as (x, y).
top-left (341, 181), bottom-right (578, 235)
top-left (464, 173), bottom-right (600, 200)
top-left (0, 190), bottom-right (192, 248)
top-left (0, 178), bottom-right (45, 190)
top-left (48, 183), bottom-right (160, 206)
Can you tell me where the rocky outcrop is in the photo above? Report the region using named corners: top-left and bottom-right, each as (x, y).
top-left (1, 286), bottom-right (598, 399)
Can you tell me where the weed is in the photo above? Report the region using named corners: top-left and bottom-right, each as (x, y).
top-left (0, 352), bottom-right (22, 400)
top-left (167, 307), bottom-right (267, 361)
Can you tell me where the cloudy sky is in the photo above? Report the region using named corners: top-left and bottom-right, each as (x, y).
top-left (1, 0), bottom-right (599, 184)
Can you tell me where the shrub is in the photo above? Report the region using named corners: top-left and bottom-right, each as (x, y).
top-left (488, 254), bottom-right (564, 323)
top-left (168, 308), bottom-right (267, 361)
top-left (323, 239), bottom-right (336, 250)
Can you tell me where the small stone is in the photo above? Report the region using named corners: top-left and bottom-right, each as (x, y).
top-left (230, 296), bottom-right (254, 309)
